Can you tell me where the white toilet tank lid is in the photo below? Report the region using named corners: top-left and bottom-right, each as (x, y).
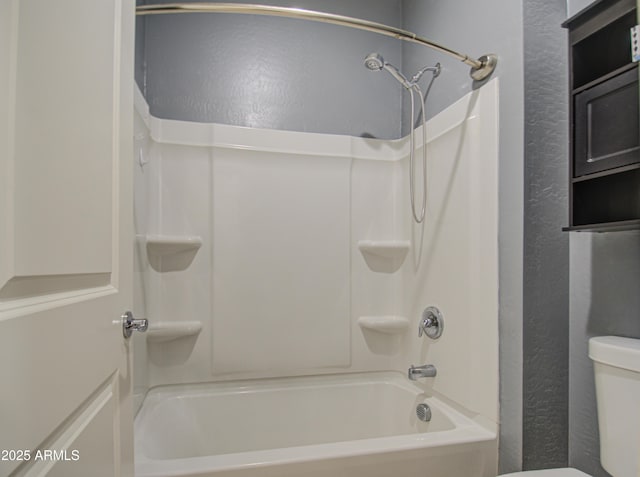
top-left (589, 336), bottom-right (640, 372)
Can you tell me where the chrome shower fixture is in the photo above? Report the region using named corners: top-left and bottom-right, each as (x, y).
top-left (364, 53), bottom-right (441, 223)
top-left (363, 53), bottom-right (411, 89)
top-left (364, 52), bottom-right (384, 71)
top-left (411, 63), bottom-right (441, 84)
top-left (363, 53), bottom-right (440, 90)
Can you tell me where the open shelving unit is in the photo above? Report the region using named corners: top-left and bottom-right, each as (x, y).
top-left (563, 0), bottom-right (640, 232)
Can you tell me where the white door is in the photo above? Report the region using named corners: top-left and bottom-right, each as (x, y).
top-left (0, 0), bottom-right (135, 476)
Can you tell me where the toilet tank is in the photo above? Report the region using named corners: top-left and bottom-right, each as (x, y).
top-left (589, 336), bottom-right (640, 477)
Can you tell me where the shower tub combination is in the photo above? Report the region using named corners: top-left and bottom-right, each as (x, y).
top-left (134, 5), bottom-right (500, 477)
top-left (132, 77), bottom-right (500, 477)
top-left (135, 372), bottom-right (496, 477)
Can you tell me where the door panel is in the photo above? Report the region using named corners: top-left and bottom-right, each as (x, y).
top-left (0, 0), bottom-right (134, 475)
top-left (21, 377), bottom-right (118, 477)
top-left (12, 0), bottom-right (115, 277)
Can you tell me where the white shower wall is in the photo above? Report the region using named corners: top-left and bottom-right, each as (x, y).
top-left (211, 148), bottom-right (351, 373)
top-left (133, 80), bottom-right (499, 425)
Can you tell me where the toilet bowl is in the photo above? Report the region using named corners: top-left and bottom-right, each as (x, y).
top-left (500, 336), bottom-right (640, 477)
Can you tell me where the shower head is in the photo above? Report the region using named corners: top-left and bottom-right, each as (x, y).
top-left (363, 52), bottom-right (410, 89)
top-left (364, 52), bottom-right (384, 71)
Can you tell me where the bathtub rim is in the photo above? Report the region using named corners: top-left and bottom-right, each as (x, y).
top-left (136, 426), bottom-right (496, 477)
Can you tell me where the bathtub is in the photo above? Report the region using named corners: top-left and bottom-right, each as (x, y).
top-left (134, 372), bottom-right (497, 477)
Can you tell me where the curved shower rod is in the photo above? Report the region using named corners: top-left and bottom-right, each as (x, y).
top-left (136, 3), bottom-right (498, 81)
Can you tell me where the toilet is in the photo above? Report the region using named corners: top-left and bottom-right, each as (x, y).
top-left (502, 335), bottom-right (640, 477)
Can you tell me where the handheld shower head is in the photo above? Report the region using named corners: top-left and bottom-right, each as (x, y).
top-left (362, 53), bottom-right (442, 224)
top-left (364, 52), bottom-right (384, 71)
top-left (363, 52), bottom-right (410, 89)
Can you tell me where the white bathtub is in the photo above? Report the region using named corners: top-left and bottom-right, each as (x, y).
top-left (134, 372), bottom-right (497, 477)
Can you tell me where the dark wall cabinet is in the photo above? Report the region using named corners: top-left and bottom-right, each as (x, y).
top-left (564, 0), bottom-right (640, 231)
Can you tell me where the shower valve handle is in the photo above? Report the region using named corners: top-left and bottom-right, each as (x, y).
top-left (418, 306), bottom-right (444, 339)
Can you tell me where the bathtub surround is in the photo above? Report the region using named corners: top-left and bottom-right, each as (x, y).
top-left (401, 0), bottom-right (526, 472)
top-left (133, 78), bottom-right (499, 380)
top-left (133, 77), bottom-right (500, 474)
top-left (401, 0), bottom-right (640, 474)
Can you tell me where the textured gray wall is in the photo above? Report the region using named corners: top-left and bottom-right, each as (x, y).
top-left (139, 0), bottom-right (402, 139)
top-left (522, 0), bottom-right (569, 469)
top-left (567, 0), bottom-right (599, 17)
top-left (401, 1), bottom-right (525, 472)
top-left (569, 231), bottom-right (640, 476)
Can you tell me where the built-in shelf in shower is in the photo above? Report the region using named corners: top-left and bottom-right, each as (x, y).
top-left (146, 321), bottom-right (203, 343)
top-left (357, 316), bottom-right (410, 335)
top-left (357, 240), bottom-right (410, 273)
top-left (145, 235), bottom-right (203, 256)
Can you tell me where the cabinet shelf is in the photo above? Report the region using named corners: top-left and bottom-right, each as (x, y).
top-left (571, 168), bottom-right (640, 227)
top-left (571, 62), bottom-right (638, 95)
top-left (566, 4), bottom-right (637, 89)
top-left (572, 163), bottom-right (640, 183)
top-left (563, 219), bottom-right (640, 232)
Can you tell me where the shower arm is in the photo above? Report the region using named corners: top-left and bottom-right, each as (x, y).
top-left (136, 3), bottom-right (498, 81)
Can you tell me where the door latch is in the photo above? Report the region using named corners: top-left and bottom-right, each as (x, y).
top-left (122, 311), bottom-right (148, 338)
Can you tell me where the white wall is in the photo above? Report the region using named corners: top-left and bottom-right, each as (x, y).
top-left (133, 81), bottom-right (499, 430)
top-left (399, 81), bottom-right (500, 427)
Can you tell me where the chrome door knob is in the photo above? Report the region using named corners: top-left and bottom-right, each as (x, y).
top-left (122, 311), bottom-right (148, 338)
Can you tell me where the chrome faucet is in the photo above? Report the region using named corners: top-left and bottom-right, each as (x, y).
top-left (408, 364), bottom-right (437, 380)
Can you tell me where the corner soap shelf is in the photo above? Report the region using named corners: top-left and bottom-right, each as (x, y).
top-left (357, 316), bottom-right (410, 335)
top-left (357, 240), bottom-right (410, 273)
top-left (146, 321), bottom-right (203, 343)
top-left (145, 235), bottom-right (202, 256)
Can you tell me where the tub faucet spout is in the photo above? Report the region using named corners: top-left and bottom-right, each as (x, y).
top-left (408, 364), bottom-right (437, 380)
